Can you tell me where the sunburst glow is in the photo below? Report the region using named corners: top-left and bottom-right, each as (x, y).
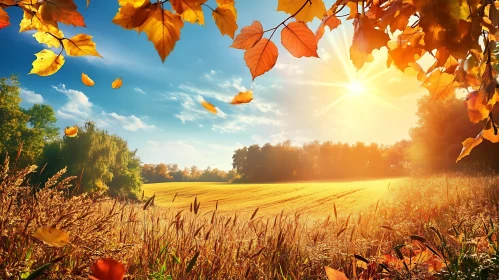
top-left (346, 80), bottom-right (366, 96)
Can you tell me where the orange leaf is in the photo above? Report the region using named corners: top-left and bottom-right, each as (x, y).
top-left (0, 7), bottom-right (9, 29)
top-left (423, 70), bottom-right (458, 100)
top-left (216, 0), bottom-right (237, 19)
top-left (350, 18), bottom-right (388, 69)
top-left (456, 131), bottom-right (483, 162)
top-left (138, 6), bottom-right (184, 62)
top-left (82, 73), bottom-right (95, 87)
top-left (346, 1), bottom-right (358, 19)
top-left (38, 0), bottom-right (85, 27)
top-left (281, 22), bottom-right (318, 58)
top-left (112, 0), bottom-right (153, 30)
top-left (277, 0), bottom-right (326, 22)
top-left (170, 0), bottom-right (207, 24)
top-left (231, 21), bottom-right (263, 50)
top-left (201, 101), bottom-right (217, 114)
top-left (483, 119), bottom-right (499, 143)
top-left (112, 77), bottom-right (123, 89)
top-left (466, 90), bottom-right (489, 123)
top-left (379, 0), bottom-right (415, 33)
top-left (244, 38), bottom-right (279, 80)
top-left (325, 266), bottom-right (349, 280)
top-left (89, 258), bottom-right (126, 280)
top-left (316, 8), bottom-right (341, 41)
top-left (230, 90), bottom-right (253, 104)
top-left (212, 6), bottom-right (238, 39)
top-left (64, 126), bottom-right (78, 137)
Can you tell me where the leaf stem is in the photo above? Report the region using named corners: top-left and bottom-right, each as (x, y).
top-left (263, 0), bottom-right (311, 38)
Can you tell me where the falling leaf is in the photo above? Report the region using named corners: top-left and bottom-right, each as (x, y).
top-left (324, 266), bottom-right (349, 280)
top-left (212, 6), bottom-right (238, 39)
top-left (33, 29), bottom-right (64, 48)
top-left (64, 126), bottom-right (78, 137)
top-left (138, 7), bottom-right (184, 62)
top-left (316, 8), bottom-right (341, 40)
top-left (423, 70), bottom-right (458, 100)
top-left (230, 90), bottom-right (253, 104)
top-left (89, 258), bottom-right (126, 280)
top-left (82, 73), bottom-right (95, 87)
top-left (112, 0), bottom-right (154, 30)
top-left (277, 0), bottom-right (326, 22)
top-left (281, 21), bottom-right (318, 58)
top-left (244, 38), bottom-right (279, 80)
top-left (38, 0), bottom-right (85, 27)
top-left (0, 7), bottom-right (9, 29)
top-left (456, 131), bottom-right (483, 162)
top-left (112, 78), bottom-right (123, 89)
top-left (201, 101), bottom-right (217, 114)
top-left (29, 49), bottom-right (65, 77)
top-left (231, 21), bottom-right (263, 50)
top-left (63, 34), bottom-right (102, 57)
top-left (86, 0), bottom-right (90, 9)
top-left (170, 0), bottom-right (207, 24)
top-left (32, 227), bottom-right (70, 247)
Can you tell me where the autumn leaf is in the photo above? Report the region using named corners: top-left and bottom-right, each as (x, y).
top-left (466, 90), bottom-right (489, 123)
top-left (316, 8), bottom-right (341, 41)
top-left (212, 6), bottom-right (238, 39)
top-left (244, 38), bottom-right (279, 80)
top-left (138, 7), bottom-right (184, 62)
top-left (201, 101), bottom-right (217, 114)
top-left (350, 18), bottom-right (389, 69)
top-left (483, 119), bottom-right (499, 143)
top-left (380, 0), bottom-right (415, 33)
top-left (29, 49), bottom-right (65, 76)
top-left (112, 0), bottom-right (153, 30)
top-left (19, 10), bottom-right (48, 33)
top-left (231, 21), bottom-right (263, 50)
top-left (231, 90), bottom-right (253, 104)
top-left (82, 73), bottom-right (95, 87)
top-left (63, 34), bottom-right (102, 57)
top-left (32, 227), bottom-right (70, 247)
top-left (38, 0), bottom-right (85, 27)
top-left (170, 0), bottom-right (207, 24)
top-left (33, 30), bottom-right (64, 48)
top-left (89, 258), bottom-right (126, 280)
top-left (325, 266), bottom-right (348, 280)
top-left (346, 1), bottom-right (358, 19)
top-left (216, 0), bottom-right (237, 19)
top-left (86, 0), bottom-right (90, 9)
top-left (456, 131), bottom-right (483, 162)
top-left (281, 21), bottom-right (318, 58)
top-left (112, 78), bottom-right (123, 89)
top-left (277, 0), bottom-right (326, 22)
top-left (0, 7), bottom-right (9, 29)
top-left (64, 126), bottom-right (78, 137)
top-left (422, 70), bottom-right (458, 100)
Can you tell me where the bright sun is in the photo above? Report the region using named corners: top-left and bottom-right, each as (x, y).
top-left (346, 80), bottom-right (366, 96)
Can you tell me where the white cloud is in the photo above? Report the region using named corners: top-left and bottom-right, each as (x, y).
top-left (134, 87), bottom-right (146, 94)
top-left (212, 114), bottom-right (285, 133)
top-left (270, 83), bottom-right (283, 90)
top-left (168, 92), bottom-right (225, 124)
top-left (20, 88), bottom-right (44, 104)
top-left (179, 84), bottom-right (230, 102)
top-left (53, 84), bottom-right (93, 122)
top-left (204, 69), bottom-right (217, 80)
top-left (232, 77), bottom-right (247, 92)
top-left (102, 112), bottom-right (156, 131)
top-left (275, 63), bottom-right (305, 75)
top-left (318, 48), bottom-right (332, 61)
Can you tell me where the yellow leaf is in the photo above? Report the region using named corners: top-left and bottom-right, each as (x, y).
top-left (33, 30), bottom-right (64, 48)
top-left (201, 101), bottom-right (217, 114)
top-left (170, 0), bottom-right (207, 24)
top-left (118, 0), bottom-right (148, 8)
top-left (32, 227), bottom-right (70, 247)
top-left (456, 132), bottom-right (483, 162)
top-left (483, 120), bottom-right (499, 143)
top-left (244, 38), bottom-right (279, 80)
top-left (466, 90), bottom-right (489, 123)
top-left (324, 266), bottom-right (349, 280)
top-left (0, 7), bottom-right (9, 29)
top-left (231, 21), bottom-right (263, 50)
top-left (29, 49), bottom-right (65, 76)
top-left (63, 34), bottom-right (102, 57)
top-left (423, 70), bottom-right (458, 100)
top-left (82, 73), bottom-right (95, 87)
top-left (38, 0), bottom-right (85, 27)
top-left (19, 10), bottom-right (49, 33)
top-left (112, 0), bottom-right (154, 30)
top-left (212, 6), bottom-right (238, 39)
top-left (112, 77), bottom-right (123, 89)
top-left (230, 90), bottom-right (253, 104)
top-left (64, 125), bottom-right (78, 137)
top-left (281, 21), bottom-right (318, 58)
top-left (138, 7), bottom-right (183, 62)
top-left (277, 0), bottom-right (326, 22)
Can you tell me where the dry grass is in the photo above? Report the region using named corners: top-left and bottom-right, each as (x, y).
top-left (1, 155), bottom-right (499, 279)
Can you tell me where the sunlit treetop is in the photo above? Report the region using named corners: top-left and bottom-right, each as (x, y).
top-left (1, 0), bottom-right (499, 161)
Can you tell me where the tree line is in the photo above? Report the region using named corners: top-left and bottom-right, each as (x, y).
top-left (141, 164), bottom-right (237, 183)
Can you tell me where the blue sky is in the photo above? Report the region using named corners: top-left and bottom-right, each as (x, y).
top-left (0, 0), bottom-right (428, 170)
